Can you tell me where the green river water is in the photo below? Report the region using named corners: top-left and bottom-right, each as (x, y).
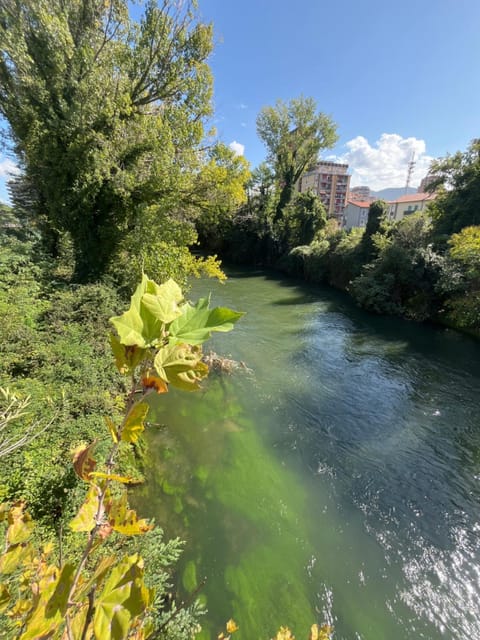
top-left (135, 268), bottom-right (480, 640)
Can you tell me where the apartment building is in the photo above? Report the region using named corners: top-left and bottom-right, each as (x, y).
top-left (297, 161), bottom-right (351, 222)
top-left (343, 200), bottom-right (370, 230)
top-left (388, 192), bottom-right (436, 222)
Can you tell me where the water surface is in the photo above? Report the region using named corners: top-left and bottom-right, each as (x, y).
top-left (137, 268), bottom-right (480, 639)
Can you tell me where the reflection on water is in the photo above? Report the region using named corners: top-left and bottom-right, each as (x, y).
top-left (136, 269), bottom-right (480, 640)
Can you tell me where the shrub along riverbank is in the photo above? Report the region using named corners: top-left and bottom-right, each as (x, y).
top-left (197, 140), bottom-right (480, 337)
top-left (0, 220), bottom-right (208, 638)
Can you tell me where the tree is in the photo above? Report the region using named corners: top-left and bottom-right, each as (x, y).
top-left (0, 0), bottom-right (219, 282)
top-left (351, 213), bottom-right (445, 320)
top-left (429, 139), bottom-right (480, 239)
top-left (440, 225), bottom-right (480, 329)
top-left (359, 199), bottom-right (388, 261)
top-left (282, 191), bottom-right (327, 250)
top-left (194, 143), bottom-right (251, 251)
top-left (256, 97), bottom-right (338, 223)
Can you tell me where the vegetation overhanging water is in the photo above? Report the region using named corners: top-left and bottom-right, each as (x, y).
top-left (136, 267), bottom-right (480, 640)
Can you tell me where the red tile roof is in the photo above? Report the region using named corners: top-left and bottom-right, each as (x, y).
top-left (392, 192), bottom-right (436, 204)
top-left (347, 199), bottom-right (371, 208)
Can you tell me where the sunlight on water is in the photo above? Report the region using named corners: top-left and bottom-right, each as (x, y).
top-left (136, 269), bottom-right (480, 639)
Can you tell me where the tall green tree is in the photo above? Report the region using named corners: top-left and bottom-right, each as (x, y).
top-left (256, 96), bottom-right (338, 223)
top-left (0, 0), bottom-right (220, 282)
top-left (359, 199), bottom-right (389, 261)
top-left (429, 139), bottom-right (480, 239)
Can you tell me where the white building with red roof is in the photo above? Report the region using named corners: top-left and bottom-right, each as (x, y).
top-left (343, 199), bottom-right (371, 230)
top-left (343, 191), bottom-right (437, 230)
top-left (388, 192), bottom-right (436, 222)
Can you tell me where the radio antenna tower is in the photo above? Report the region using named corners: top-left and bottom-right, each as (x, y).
top-left (405, 152), bottom-right (416, 194)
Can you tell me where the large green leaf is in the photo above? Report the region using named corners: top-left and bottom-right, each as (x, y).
top-left (93, 554), bottom-right (152, 640)
top-left (141, 279), bottom-right (183, 324)
top-left (110, 276), bottom-right (183, 348)
top-left (168, 297), bottom-right (244, 345)
top-left (110, 275), bottom-right (150, 347)
top-left (154, 344), bottom-right (208, 391)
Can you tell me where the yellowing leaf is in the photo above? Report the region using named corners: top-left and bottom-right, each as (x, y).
top-left (309, 624), bottom-right (319, 640)
top-left (18, 564), bottom-right (62, 640)
top-left (8, 598), bottom-right (31, 618)
top-left (110, 334), bottom-right (146, 375)
top-left (72, 441), bottom-right (97, 481)
top-left (0, 584), bottom-right (10, 613)
top-left (106, 492), bottom-right (153, 535)
top-left (75, 556), bottom-right (117, 602)
top-left (142, 374), bottom-right (168, 394)
top-left (317, 625), bottom-right (334, 640)
top-left (226, 619), bottom-right (239, 634)
top-left (7, 502), bottom-right (33, 545)
top-left (69, 485), bottom-right (101, 533)
top-left (93, 554), bottom-right (152, 640)
top-left (67, 604), bottom-right (92, 640)
top-left (110, 275), bottom-right (151, 348)
top-left (105, 416), bottom-right (119, 443)
top-left (0, 503), bottom-right (9, 522)
top-left (141, 278), bottom-right (183, 324)
top-left (275, 628), bottom-right (295, 640)
top-left (90, 472), bottom-right (141, 485)
top-left (121, 402), bottom-right (149, 444)
top-left (154, 344), bottom-right (208, 391)
top-left (0, 541), bottom-right (33, 574)
top-left (43, 541), bottom-right (55, 557)
top-left (44, 563), bottom-right (75, 618)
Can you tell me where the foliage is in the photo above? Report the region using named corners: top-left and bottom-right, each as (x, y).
top-left (429, 139), bottom-right (480, 239)
top-left (0, 0), bottom-right (242, 283)
top-left (437, 225), bottom-right (480, 329)
top-left (0, 273), bottom-right (243, 639)
top-left (256, 96), bottom-right (338, 223)
top-left (194, 143), bottom-right (251, 251)
top-left (283, 240), bottom-right (331, 280)
top-left (357, 199), bottom-right (389, 262)
top-left (281, 191), bottom-right (327, 251)
top-left (350, 214), bottom-right (446, 320)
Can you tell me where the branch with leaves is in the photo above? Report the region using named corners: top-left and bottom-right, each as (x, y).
top-left (0, 275), bottom-right (243, 640)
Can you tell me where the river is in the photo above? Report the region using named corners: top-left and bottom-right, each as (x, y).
top-left (136, 267), bottom-right (480, 640)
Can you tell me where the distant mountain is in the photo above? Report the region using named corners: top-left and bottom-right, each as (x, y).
top-left (371, 187), bottom-right (417, 202)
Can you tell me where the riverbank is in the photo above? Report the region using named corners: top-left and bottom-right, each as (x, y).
top-left (137, 267), bottom-right (480, 639)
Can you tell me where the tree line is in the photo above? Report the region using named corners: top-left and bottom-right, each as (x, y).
top-left (198, 99), bottom-right (480, 335)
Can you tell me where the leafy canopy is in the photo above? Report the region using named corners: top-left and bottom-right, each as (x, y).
top-left (0, 1), bottom-right (246, 283)
top-left (256, 96), bottom-right (338, 222)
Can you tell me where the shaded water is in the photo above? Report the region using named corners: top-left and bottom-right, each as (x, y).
top-left (136, 268), bottom-right (480, 639)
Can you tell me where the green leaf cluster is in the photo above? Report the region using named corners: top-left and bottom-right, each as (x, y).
top-left (0, 270), bottom-right (243, 639)
top-left (110, 273), bottom-right (244, 391)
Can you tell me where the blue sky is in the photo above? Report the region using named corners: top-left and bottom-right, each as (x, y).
top-left (198, 0), bottom-right (480, 190)
top-left (1, 0), bottom-right (479, 200)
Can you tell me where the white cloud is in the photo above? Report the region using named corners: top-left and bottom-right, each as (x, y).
top-left (0, 158), bottom-right (20, 178)
top-left (237, 103), bottom-right (248, 110)
top-left (229, 140), bottom-right (245, 156)
top-left (330, 133), bottom-right (434, 191)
